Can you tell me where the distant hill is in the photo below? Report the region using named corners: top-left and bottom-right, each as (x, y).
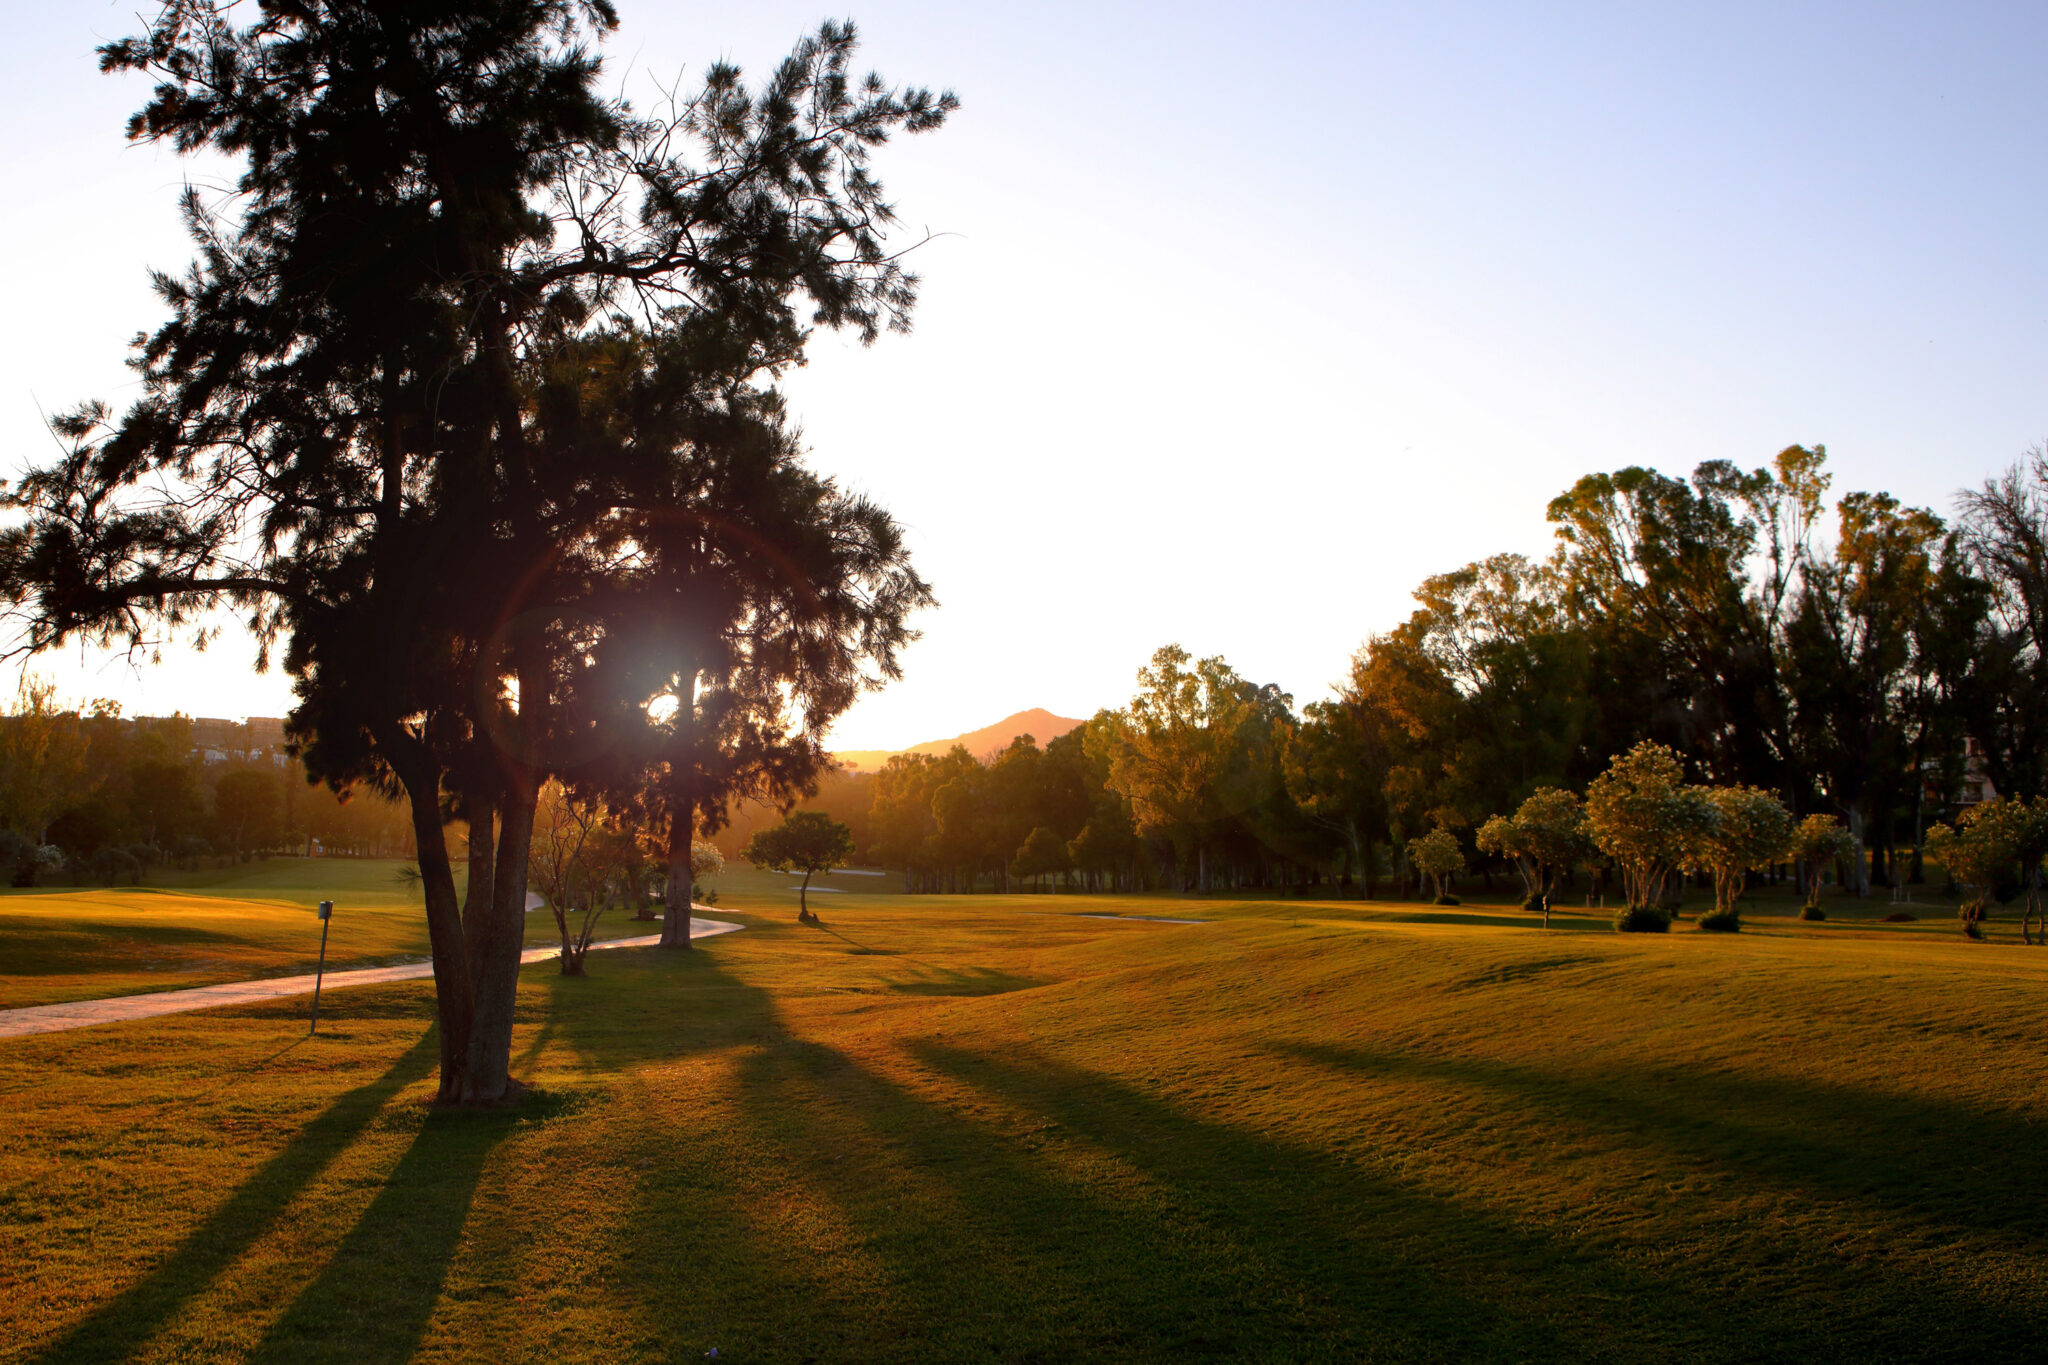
top-left (834, 708), bottom-right (1087, 772)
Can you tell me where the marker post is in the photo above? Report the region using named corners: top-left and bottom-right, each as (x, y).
top-left (310, 900), bottom-right (334, 1034)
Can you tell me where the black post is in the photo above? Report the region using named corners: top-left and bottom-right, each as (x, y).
top-left (310, 900), bottom-right (333, 1034)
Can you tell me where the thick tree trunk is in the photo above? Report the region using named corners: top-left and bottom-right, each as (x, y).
top-left (462, 769), bottom-right (537, 1104)
top-left (462, 792), bottom-right (496, 962)
top-left (661, 798), bottom-right (694, 949)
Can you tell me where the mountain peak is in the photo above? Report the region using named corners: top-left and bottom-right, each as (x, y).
top-left (833, 707), bottom-right (1086, 771)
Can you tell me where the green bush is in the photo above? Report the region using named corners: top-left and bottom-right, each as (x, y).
top-left (1696, 906), bottom-right (1741, 932)
top-left (1800, 904), bottom-right (1826, 921)
top-left (1613, 905), bottom-right (1671, 933)
top-left (1883, 911), bottom-right (1916, 922)
top-left (1434, 894), bottom-right (1461, 906)
top-left (1521, 893), bottom-right (1546, 914)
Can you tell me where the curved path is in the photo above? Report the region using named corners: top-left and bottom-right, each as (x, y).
top-left (0, 912), bottom-right (742, 1041)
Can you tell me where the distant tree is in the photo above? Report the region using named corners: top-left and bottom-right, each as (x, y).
top-left (213, 770), bottom-right (282, 862)
top-left (1407, 826), bottom-right (1466, 904)
top-left (745, 811), bottom-right (854, 922)
top-left (1786, 813), bottom-right (1856, 913)
top-left (1926, 809), bottom-right (2014, 938)
top-left (1067, 799), bottom-right (1140, 893)
top-left (1090, 647), bottom-right (1249, 892)
top-left (1954, 450), bottom-right (2048, 804)
top-left (869, 752), bottom-right (946, 891)
top-left (1783, 492), bottom-right (1945, 894)
top-left (1283, 697), bottom-right (1390, 897)
top-left (127, 759), bottom-right (199, 847)
top-left (528, 784), bottom-right (611, 975)
top-left (1584, 741), bottom-right (1713, 911)
top-left (1475, 787), bottom-right (1591, 926)
top-left (0, 679), bottom-right (97, 847)
top-left (1547, 454), bottom-right (1814, 791)
top-left (1014, 826), bottom-right (1070, 892)
top-left (1928, 798), bottom-right (2048, 943)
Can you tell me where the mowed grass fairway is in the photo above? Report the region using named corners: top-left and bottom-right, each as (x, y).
top-left (0, 859), bottom-right (666, 1009)
top-left (3, 879), bottom-right (2045, 1363)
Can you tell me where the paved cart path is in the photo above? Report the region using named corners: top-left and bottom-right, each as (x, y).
top-left (0, 912), bottom-right (742, 1041)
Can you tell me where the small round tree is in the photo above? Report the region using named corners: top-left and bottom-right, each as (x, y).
top-left (1476, 787), bottom-right (1592, 927)
top-left (1925, 798), bottom-right (2048, 940)
top-left (1584, 741), bottom-right (1713, 929)
top-left (1787, 814), bottom-right (1856, 918)
top-left (745, 811), bottom-right (856, 923)
top-left (1408, 826), bottom-right (1466, 905)
top-left (1691, 786), bottom-right (1794, 931)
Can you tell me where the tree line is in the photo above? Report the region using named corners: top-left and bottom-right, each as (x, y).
top-left (0, 680), bottom-right (412, 883)
top-left (833, 445), bottom-right (2046, 906)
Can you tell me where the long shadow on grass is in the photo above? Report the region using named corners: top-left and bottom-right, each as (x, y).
top-left (244, 1099), bottom-right (533, 1364)
top-left (1276, 1041), bottom-right (2048, 1243)
top-left (1272, 1041), bottom-right (2045, 1358)
top-left (27, 1029), bottom-right (438, 1365)
top-left (575, 952), bottom-right (1603, 1362)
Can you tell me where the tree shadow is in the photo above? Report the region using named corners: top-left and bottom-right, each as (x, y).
top-left (603, 964), bottom-right (1613, 1362)
top-left (539, 944), bottom-right (787, 1075)
top-left (885, 967), bottom-right (1045, 997)
top-left (244, 1099), bottom-right (539, 1364)
top-left (27, 1029), bottom-right (439, 1365)
top-left (1273, 1039), bottom-right (2048, 1243)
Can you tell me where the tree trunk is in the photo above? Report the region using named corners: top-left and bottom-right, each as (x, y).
top-left (462, 791), bottom-right (496, 961)
top-left (1846, 805), bottom-right (1870, 897)
top-left (661, 798), bottom-right (694, 949)
top-left (392, 754), bottom-right (474, 1105)
top-left (462, 768), bottom-right (536, 1104)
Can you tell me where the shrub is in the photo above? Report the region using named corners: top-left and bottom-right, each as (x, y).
top-left (1800, 905), bottom-right (1826, 922)
top-left (1613, 905), bottom-right (1671, 933)
top-left (1434, 894), bottom-right (1461, 906)
top-left (1883, 912), bottom-right (1916, 923)
top-left (1521, 893), bottom-right (1547, 914)
top-left (1696, 906), bottom-right (1741, 932)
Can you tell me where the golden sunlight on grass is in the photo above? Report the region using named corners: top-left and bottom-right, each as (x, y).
top-left (5, 884), bottom-right (2045, 1362)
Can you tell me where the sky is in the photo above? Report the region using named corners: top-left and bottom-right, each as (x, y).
top-left (1, 2), bottom-right (2042, 750)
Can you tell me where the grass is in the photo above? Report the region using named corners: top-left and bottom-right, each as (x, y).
top-left (0, 858), bottom-right (670, 1009)
top-left (3, 873), bottom-right (2046, 1362)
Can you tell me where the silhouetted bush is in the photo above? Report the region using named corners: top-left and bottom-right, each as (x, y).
top-left (1521, 893), bottom-right (1546, 914)
top-left (1800, 905), bottom-right (1826, 921)
top-left (1434, 894), bottom-right (1461, 906)
top-left (1696, 906), bottom-right (1741, 932)
top-left (1883, 911), bottom-right (1916, 922)
top-left (1613, 905), bottom-right (1671, 933)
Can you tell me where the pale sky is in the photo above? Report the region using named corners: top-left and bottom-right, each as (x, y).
top-left (3, 3), bottom-right (2042, 750)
